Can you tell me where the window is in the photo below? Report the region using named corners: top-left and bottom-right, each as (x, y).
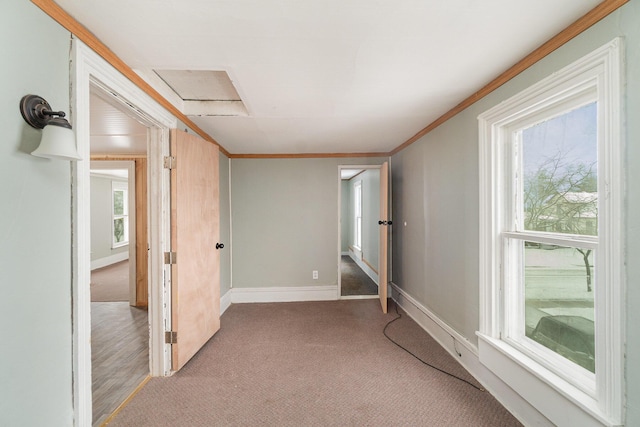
top-left (112, 181), bottom-right (129, 247)
top-left (478, 39), bottom-right (623, 424)
top-left (512, 102), bottom-right (598, 376)
top-left (353, 180), bottom-right (362, 249)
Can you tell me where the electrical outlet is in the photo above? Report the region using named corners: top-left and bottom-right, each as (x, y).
top-left (312, 270), bottom-right (318, 280)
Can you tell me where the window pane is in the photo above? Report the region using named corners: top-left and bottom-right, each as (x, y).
top-left (113, 190), bottom-right (125, 215)
top-left (522, 102), bottom-right (597, 236)
top-left (114, 218), bottom-right (126, 243)
top-left (524, 241), bottom-right (595, 372)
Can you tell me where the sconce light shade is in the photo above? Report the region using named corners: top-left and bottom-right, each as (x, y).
top-left (31, 119), bottom-right (81, 160)
top-left (20, 94), bottom-right (81, 161)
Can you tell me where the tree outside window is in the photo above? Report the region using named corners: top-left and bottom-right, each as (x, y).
top-left (520, 103), bottom-right (598, 368)
top-left (112, 181), bottom-right (129, 247)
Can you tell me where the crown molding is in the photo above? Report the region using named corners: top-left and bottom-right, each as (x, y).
top-left (390, 0), bottom-right (628, 156)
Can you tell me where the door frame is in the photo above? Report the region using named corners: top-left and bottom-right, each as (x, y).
top-left (337, 164), bottom-right (383, 300)
top-left (71, 39), bottom-right (177, 426)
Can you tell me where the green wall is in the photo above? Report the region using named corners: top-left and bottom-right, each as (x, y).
top-left (390, 2), bottom-right (640, 424)
top-left (219, 153), bottom-right (232, 295)
top-left (0, 1), bottom-right (73, 425)
top-left (231, 157), bottom-right (387, 288)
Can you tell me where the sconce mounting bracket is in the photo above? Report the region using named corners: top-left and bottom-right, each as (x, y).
top-left (20, 95), bottom-right (56, 129)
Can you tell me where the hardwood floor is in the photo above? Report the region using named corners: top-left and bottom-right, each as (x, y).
top-left (91, 302), bottom-right (148, 426)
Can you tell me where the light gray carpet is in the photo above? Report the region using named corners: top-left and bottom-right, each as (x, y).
top-left (109, 300), bottom-right (521, 426)
top-left (91, 260), bottom-right (129, 302)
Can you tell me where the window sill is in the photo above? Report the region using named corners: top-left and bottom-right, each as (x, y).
top-left (476, 333), bottom-right (619, 427)
top-left (112, 242), bottom-right (129, 249)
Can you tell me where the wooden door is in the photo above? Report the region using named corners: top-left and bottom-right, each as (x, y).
top-left (379, 162), bottom-right (389, 313)
top-left (135, 158), bottom-right (148, 306)
top-left (170, 129), bottom-right (220, 371)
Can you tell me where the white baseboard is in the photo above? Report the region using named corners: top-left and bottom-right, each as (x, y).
top-left (231, 285), bottom-right (338, 304)
top-left (91, 251), bottom-right (129, 270)
top-left (220, 289), bottom-right (232, 315)
top-left (390, 282), bottom-right (553, 427)
top-left (390, 282), bottom-right (475, 355)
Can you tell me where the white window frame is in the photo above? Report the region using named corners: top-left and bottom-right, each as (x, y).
top-left (354, 180), bottom-right (362, 250)
top-left (111, 180), bottom-right (129, 248)
top-left (477, 39), bottom-right (624, 426)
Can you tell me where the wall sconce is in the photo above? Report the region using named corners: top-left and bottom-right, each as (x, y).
top-left (20, 94), bottom-right (81, 161)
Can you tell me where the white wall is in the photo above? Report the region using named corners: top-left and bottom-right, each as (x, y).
top-left (90, 175), bottom-right (129, 263)
top-left (0, 1), bottom-right (73, 425)
top-left (390, 3), bottom-right (640, 425)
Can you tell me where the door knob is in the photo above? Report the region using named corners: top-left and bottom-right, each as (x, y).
top-left (216, 243), bottom-right (224, 249)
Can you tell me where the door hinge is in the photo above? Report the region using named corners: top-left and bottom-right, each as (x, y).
top-left (164, 251), bottom-right (177, 264)
top-left (165, 331), bottom-right (177, 344)
top-left (164, 156), bottom-right (176, 169)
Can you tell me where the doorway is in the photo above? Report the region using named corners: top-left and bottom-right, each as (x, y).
top-left (338, 166), bottom-right (381, 299)
top-left (71, 39), bottom-right (177, 426)
top-left (88, 89), bottom-right (150, 425)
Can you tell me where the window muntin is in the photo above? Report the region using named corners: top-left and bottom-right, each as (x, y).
top-left (112, 181), bottom-right (129, 247)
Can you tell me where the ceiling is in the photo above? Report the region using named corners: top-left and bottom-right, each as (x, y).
top-left (90, 91), bottom-right (148, 154)
top-left (89, 169), bottom-right (129, 180)
top-left (62, 0), bottom-right (602, 155)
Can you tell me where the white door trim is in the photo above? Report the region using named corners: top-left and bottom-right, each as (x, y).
top-left (71, 38), bottom-right (177, 426)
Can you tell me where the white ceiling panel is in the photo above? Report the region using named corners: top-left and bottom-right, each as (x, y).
top-left (90, 92), bottom-right (148, 154)
top-left (58, 0), bottom-right (603, 154)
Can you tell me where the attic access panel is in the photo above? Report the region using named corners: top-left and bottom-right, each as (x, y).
top-left (154, 70), bottom-right (247, 116)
